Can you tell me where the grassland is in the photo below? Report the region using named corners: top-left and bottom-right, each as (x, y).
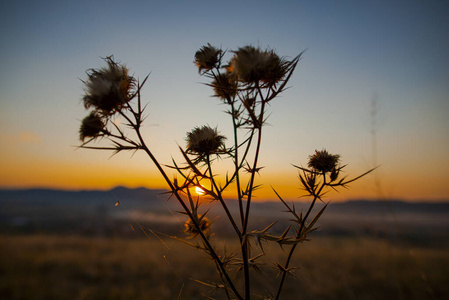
top-left (1, 234), bottom-right (448, 300)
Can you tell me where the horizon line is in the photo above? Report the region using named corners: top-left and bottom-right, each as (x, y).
top-left (1, 185), bottom-right (448, 204)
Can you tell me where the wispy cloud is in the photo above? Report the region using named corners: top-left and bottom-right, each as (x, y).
top-left (18, 131), bottom-right (42, 144)
top-left (1, 131), bottom-right (42, 144)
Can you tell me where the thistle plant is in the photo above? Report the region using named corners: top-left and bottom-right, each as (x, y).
top-left (78, 47), bottom-right (373, 299)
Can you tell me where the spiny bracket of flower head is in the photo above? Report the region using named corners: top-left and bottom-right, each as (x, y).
top-left (195, 43), bottom-right (301, 92)
top-left (82, 56), bottom-right (136, 115)
top-left (227, 45), bottom-right (292, 87)
top-left (79, 112), bottom-right (107, 141)
top-left (307, 149), bottom-right (341, 174)
top-left (289, 149), bottom-right (343, 197)
top-left (185, 125), bottom-right (227, 160)
top-left (194, 43), bottom-right (223, 74)
top-left (79, 56), bottom-right (138, 143)
top-left (195, 44), bottom-right (302, 137)
top-left (294, 149), bottom-right (377, 198)
top-left (211, 71), bottom-right (238, 103)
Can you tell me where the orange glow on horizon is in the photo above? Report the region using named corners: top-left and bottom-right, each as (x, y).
top-left (1, 153), bottom-right (449, 202)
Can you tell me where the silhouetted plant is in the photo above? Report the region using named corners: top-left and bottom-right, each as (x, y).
top-left (78, 47), bottom-right (374, 299)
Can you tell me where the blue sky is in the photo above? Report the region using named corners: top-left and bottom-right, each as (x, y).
top-left (1, 0), bottom-right (448, 201)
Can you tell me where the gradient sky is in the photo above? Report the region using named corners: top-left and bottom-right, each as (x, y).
top-left (1, 0), bottom-right (448, 201)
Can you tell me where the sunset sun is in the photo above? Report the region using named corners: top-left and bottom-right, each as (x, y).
top-left (195, 186), bottom-right (205, 195)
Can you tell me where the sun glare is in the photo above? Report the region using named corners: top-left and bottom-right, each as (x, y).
top-left (195, 186), bottom-right (205, 195)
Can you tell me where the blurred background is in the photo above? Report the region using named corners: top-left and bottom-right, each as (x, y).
top-left (1, 0), bottom-right (448, 299)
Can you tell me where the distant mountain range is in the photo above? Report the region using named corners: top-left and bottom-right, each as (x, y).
top-left (0, 186), bottom-right (168, 209)
top-left (1, 187), bottom-right (448, 244)
top-left (1, 186), bottom-right (447, 207)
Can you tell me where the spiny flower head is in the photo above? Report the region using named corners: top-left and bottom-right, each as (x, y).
top-left (82, 57), bottom-right (136, 115)
top-left (186, 125), bottom-right (226, 156)
top-left (211, 72), bottom-right (237, 102)
top-left (79, 112), bottom-right (106, 141)
top-left (184, 216), bottom-right (211, 238)
top-left (227, 46), bottom-right (289, 85)
top-left (194, 44), bottom-right (222, 74)
top-left (308, 149), bottom-right (340, 173)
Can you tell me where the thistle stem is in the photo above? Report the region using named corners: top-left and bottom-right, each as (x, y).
top-left (125, 108), bottom-right (243, 300)
top-left (230, 103), bottom-right (245, 227)
top-left (275, 177), bottom-right (326, 300)
top-left (206, 155), bottom-right (242, 238)
top-left (241, 87), bottom-right (267, 300)
top-left (242, 93), bottom-right (266, 235)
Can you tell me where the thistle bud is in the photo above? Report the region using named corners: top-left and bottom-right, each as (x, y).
top-left (330, 168), bottom-right (339, 182)
top-left (184, 216), bottom-right (211, 238)
top-left (212, 72), bottom-right (237, 102)
top-left (242, 96), bottom-right (256, 109)
top-left (79, 112), bottom-right (106, 141)
top-left (307, 174), bottom-right (316, 188)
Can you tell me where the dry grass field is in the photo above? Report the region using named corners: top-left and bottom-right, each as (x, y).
top-left (1, 234), bottom-right (448, 300)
